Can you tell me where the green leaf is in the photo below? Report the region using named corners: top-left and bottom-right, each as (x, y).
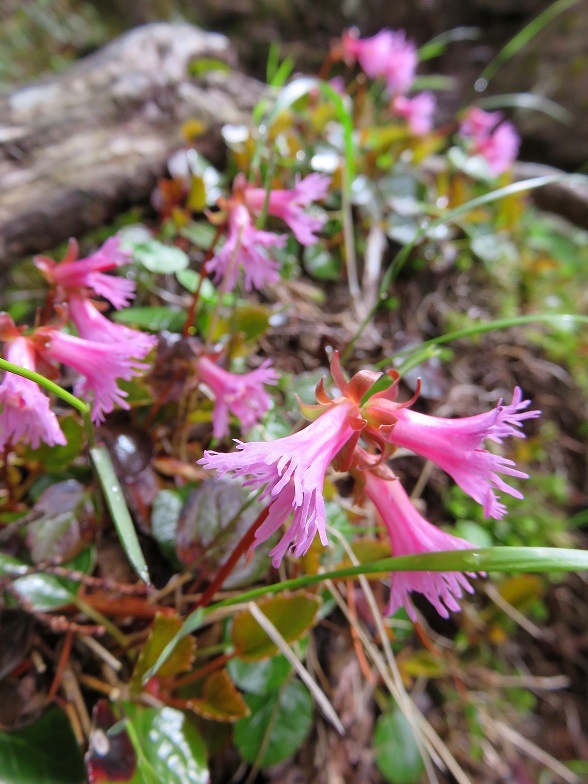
top-left (130, 239), bottom-right (189, 274)
top-left (113, 306), bottom-right (185, 332)
top-left (233, 680), bottom-right (313, 767)
top-left (188, 669), bottom-right (250, 722)
top-left (151, 489), bottom-right (183, 563)
top-left (228, 654), bottom-right (292, 695)
top-left (25, 480), bottom-right (91, 564)
top-left (11, 573), bottom-right (76, 611)
top-left (230, 594), bottom-right (320, 661)
top-left (0, 706), bottom-right (86, 783)
top-left (175, 268), bottom-right (219, 303)
top-left (179, 221), bottom-right (218, 249)
top-left (0, 550), bottom-right (93, 611)
top-left (233, 304), bottom-right (271, 342)
top-left (176, 480), bottom-right (271, 589)
top-left (374, 707), bottom-right (424, 784)
top-left (124, 704), bottom-right (209, 784)
top-left (90, 445), bottom-right (150, 585)
top-left (131, 614), bottom-right (195, 691)
top-left (303, 245), bottom-right (340, 281)
top-left (24, 416), bottom-right (84, 471)
top-left (188, 58), bottom-right (231, 77)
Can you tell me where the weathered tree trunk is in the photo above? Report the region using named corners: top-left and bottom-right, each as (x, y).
top-left (0, 23), bottom-right (264, 269)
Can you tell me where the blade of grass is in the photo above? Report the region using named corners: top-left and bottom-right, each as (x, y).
top-left (247, 601), bottom-right (345, 734)
top-left (418, 26), bottom-right (480, 61)
top-left (261, 76), bottom-right (363, 314)
top-left (476, 92), bottom-right (572, 124)
top-left (479, 0), bottom-right (582, 85)
top-left (381, 313), bottom-right (588, 368)
top-left (147, 546), bottom-right (588, 678)
top-left (90, 445), bottom-right (150, 585)
top-left (341, 173), bottom-right (588, 362)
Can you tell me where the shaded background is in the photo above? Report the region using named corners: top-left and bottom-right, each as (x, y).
top-left (1, 0), bottom-right (588, 169)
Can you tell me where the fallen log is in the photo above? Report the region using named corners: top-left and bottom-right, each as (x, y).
top-left (0, 22), bottom-right (265, 270)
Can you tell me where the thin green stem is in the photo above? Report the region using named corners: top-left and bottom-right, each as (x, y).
top-left (255, 148), bottom-right (276, 231)
top-left (203, 227), bottom-right (243, 350)
top-left (0, 358), bottom-right (89, 416)
top-left (341, 173), bottom-right (586, 361)
top-left (377, 313), bottom-right (588, 368)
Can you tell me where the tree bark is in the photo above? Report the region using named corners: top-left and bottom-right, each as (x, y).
top-left (0, 22), bottom-right (264, 269)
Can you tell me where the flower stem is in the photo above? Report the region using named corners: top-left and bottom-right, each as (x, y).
top-left (0, 358), bottom-right (90, 416)
top-left (189, 504), bottom-right (270, 612)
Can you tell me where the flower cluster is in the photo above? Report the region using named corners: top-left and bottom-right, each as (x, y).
top-left (459, 107), bottom-right (520, 176)
top-left (0, 236), bottom-right (157, 444)
top-left (194, 353), bottom-right (278, 439)
top-left (200, 353), bottom-right (539, 619)
top-left (207, 172), bottom-right (331, 293)
top-left (339, 28), bottom-right (435, 135)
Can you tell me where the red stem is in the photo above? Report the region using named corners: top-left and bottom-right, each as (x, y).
top-left (189, 505), bottom-right (270, 612)
top-left (183, 225), bottom-right (223, 338)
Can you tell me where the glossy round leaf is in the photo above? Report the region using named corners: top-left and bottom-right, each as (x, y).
top-left (228, 654), bottom-right (292, 695)
top-left (374, 708), bottom-right (424, 784)
top-left (231, 594), bottom-right (321, 661)
top-left (0, 706), bottom-right (86, 783)
top-left (233, 681), bottom-right (313, 768)
top-left (123, 704), bottom-right (208, 784)
top-left (131, 239), bottom-right (189, 274)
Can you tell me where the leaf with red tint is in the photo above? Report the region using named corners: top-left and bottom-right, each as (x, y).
top-left (231, 594), bottom-right (321, 661)
top-left (130, 613), bottom-right (195, 692)
top-left (86, 700), bottom-right (136, 783)
top-left (187, 670), bottom-right (250, 722)
top-left (26, 480), bottom-right (94, 564)
top-left (175, 480), bottom-right (273, 589)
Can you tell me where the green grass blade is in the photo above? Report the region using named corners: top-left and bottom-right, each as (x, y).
top-left (479, 0), bottom-right (581, 85)
top-left (476, 92), bottom-right (573, 124)
top-left (418, 26), bottom-right (480, 61)
top-left (382, 313), bottom-right (588, 367)
top-left (147, 546), bottom-right (588, 677)
top-left (90, 445), bottom-right (150, 585)
top-left (211, 547), bottom-right (588, 610)
top-left (342, 173), bottom-right (587, 362)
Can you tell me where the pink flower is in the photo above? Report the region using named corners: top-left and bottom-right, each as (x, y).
top-left (364, 470), bottom-right (478, 620)
top-left (68, 295), bottom-right (157, 359)
top-left (35, 236), bottom-right (135, 309)
top-left (0, 335), bottom-right (66, 449)
top-left (244, 174), bottom-right (331, 246)
top-left (459, 108), bottom-right (520, 176)
top-left (459, 107), bottom-right (502, 138)
top-left (365, 386), bottom-right (540, 520)
top-left (39, 330), bottom-right (150, 423)
top-left (199, 398), bottom-right (363, 565)
top-left (207, 204), bottom-right (286, 292)
top-left (195, 355), bottom-right (279, 439)
top-left (342, 29), bottom-right (418, 94)
top-left (392, 92), bottom-right (436, 135)
top-left (476, 121), bottom-right (520, 176)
